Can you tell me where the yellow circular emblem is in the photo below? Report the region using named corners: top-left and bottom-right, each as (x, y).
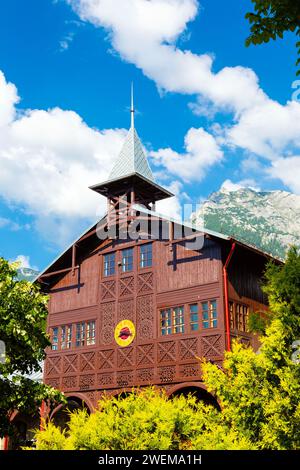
top-left (114, 320), bottom-right (136, 347)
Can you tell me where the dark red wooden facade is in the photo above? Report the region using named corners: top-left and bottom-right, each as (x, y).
top-left (37, 112), bottom-right (272, 414)
top-left (5, 99), bottom-right (277, 450)
top-left (40, 217), bottom-right (270, 412)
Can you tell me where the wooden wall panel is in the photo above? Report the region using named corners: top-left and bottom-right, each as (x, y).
top-left (49, 253), bottom-right (100, 314)
top-left (156, 282), bottom-right (220, 308)
top-left (48, 305), bottom-right (99, 327)
top-left (227, 246), bottom-right (268, 305)
top-left (155, 239), bottom-right (221, 294)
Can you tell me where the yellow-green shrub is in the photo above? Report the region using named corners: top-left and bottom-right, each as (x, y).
top-left (33, 388), bottom-right (255, 450)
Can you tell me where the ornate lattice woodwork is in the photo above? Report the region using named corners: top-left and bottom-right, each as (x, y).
top-left (98, 349), bottom-right (115, 370)
top-left (119, 276), bottom-right (134, 297)
top-left (179, 338), bottom-right (198, 361)
top-left (158, 341), bottom-right (176, 363)
top-left (45, 378), bottom-right (60, 389)
top-left (79, 374), bottom-right (95, 390)
top-left (62, 376), bottom-right (77, 389)
top-left (101, 280), bottom-right (116, 301)
top-left (98, 372), bottom-right (115, 387)
top-left (116, 370), bottom-right (134, 388)
top-left (100, 302), bottom-right (115, 345)
top-left (179, 363), bottom-right (200, 378)
top-left (46, 356), bottom-right (62, 376)
top-left (158, 366), bottom-right (176, 383)
top-left (80, 352), bottom-right (96, 372)
top-left (137, 368), bottom-right (154, 383)
top-left (137, 344), bottom-right (155, 366)
top-left (201, 334), bottom-right (224, 358)
top-left (117, 346), bottom-right (135, 368)
top-left (137, 272), bottom-right (154, 294)
top-left (63, 354), bottom-right (78, 374)
top-left (137, 295), bottom-right (154, 340)
top-left (118, 299), bottom-right (134, 321)
top-left (85, 391), bottom-right (97, 407)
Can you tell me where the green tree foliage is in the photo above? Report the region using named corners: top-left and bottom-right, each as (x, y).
top-left (246, 1), bottom-right (300, 75)
top-left (33, 388), bottom-right (253, 450)
top-left (0, 257), bottom-right (64, 438)
top-left (33, 248), bottom-right (300, 450)
top-left (203, 247), bottom-right (300, 449)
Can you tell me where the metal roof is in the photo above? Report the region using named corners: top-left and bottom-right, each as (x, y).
top-left (132, 204), bottom-right (230, 240)
top-left (109, 126), bottom-right (155, 182)
top-left (133, 204), bottom-right (282, 260)
top-left (36, 198), bottom-right (280, 282)
top-left (4, 362), bottom-right (44, 383)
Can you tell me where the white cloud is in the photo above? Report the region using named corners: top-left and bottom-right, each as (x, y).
top-left (156, 181), bottom-right (185, 220)
top-left (229, 100), bottom-right (300, 159)
top-left (221, 179), bottom-right (260, 192)
top-left (150, 127), bottom-right (223, 182)
top-left (14, 254), bottom-right (37, 270)
top-left (66, 0), bottom-right (300, 193)
top-left (0, 71), bottom-right (126, 246)
top-left (67, 0), bottom-right (266, 115)
top-left (0, 70), bottom-right (201, 247)
top-left (0, 71), bottom-right (19, 127)
top-left (269, 157), bottom-right (300, 194)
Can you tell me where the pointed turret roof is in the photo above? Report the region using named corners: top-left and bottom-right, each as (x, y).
top-left (89, 85), bottom-right (173, 202)
top-left (108, 126), bottom-right (155, 182)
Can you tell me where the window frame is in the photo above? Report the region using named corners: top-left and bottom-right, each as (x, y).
top-left (103, 252), bottom-right (116, 277)
top-left (61, 324), bottom-right (72, 350)
top-left (86, 320), bottom-right (96, 346)
top-left (229, 301), bottom-right (250, 333)
top-left (49, 320), bottom-right (96, 351)
top-left (159, 299), bottom-right (218, 337)
top-left (139, 242), bottom-right (153, 269)
top-left (160, 305), bottom-right (185, 336)
top-left (51, 327), bottom-right (59, 351)
top-left (201, 300), bottom-right (218, 329)
top-left (121, 247), bottom-right (134, 273)
top-left (189, 303), bottom-right (199, 332)
top-left (75, 322), bottom-right (86, 348)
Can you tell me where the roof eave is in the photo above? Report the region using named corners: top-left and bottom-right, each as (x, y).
top-left (89, 172), bottom-right (174, 198)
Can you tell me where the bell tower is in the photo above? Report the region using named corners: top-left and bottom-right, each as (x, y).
top-left (89, 86), bottom-right (173, 231)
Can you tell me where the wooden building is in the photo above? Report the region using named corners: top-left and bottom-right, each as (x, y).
top-left (34, 101), bottom-right (273, 420)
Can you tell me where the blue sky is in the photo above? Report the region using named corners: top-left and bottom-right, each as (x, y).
top-left (0, 0), bottom-right (299, 272)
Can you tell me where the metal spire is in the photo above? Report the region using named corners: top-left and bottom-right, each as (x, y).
top-left (130, 82), bottom-right (135, 128)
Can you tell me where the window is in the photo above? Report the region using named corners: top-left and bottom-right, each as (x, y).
top-left (160, 308), bottom-right (172, 336)
top-left (76, 322), bottom-right (85, 347)
top-left (104, 252), bottom-right (115, 277)
top-left (160, 306), bottom-right (184, 335)
top-left (61, 325), bottom-right (72, 349)
top-left (51, 327), bottom-right (58, 350)
top-left (87, 320), bottom-right (96, 346)
top-left (202, 300), bottom-right (217, 329)
top-left (173, 306), bottom-right (184, 334)
top-left (229, 302), bottom-right (235, 329)
top-left (122, 248), bottom-right (133, 272)
top-left (51, 322), bottom-right (95, 350)
top-left (189, 304), bottom-right (199, 331)
top-left (236, 303), bottom-right (249, 332)
top-left (229, 302), bottom-right (250, 332)
top-left (140, 243), bottom-right (152, 268)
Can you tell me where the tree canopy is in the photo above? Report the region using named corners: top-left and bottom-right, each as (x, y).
top-left (246, 0), bottom-right (300, 75)
top-left (0, 257), bottom-right (64, 438)
top-left (203, 247), bottom-right (300, 449)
